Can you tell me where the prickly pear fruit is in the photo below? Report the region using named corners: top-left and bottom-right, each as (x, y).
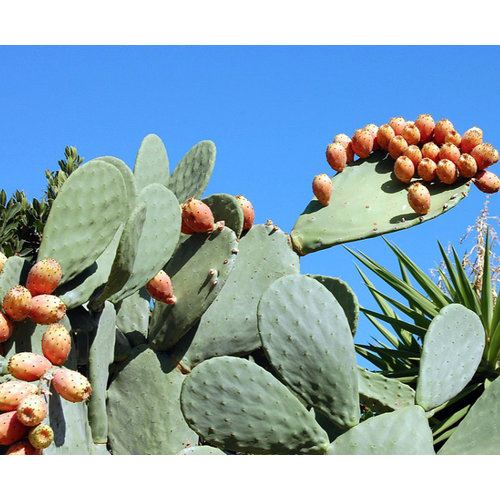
top-left (474, 170), bottom-right (500, 193)
top-left (235, 195), bottom-right (255, 230)
top-left (5, 439), bottom-right (42, 455)
top-left (312, 174), bottom-right (333, 206)
top-left (0, 381), bottom-right (38, 411)
top-left (461, 127), bottom-right (483, 154)
top-left (417, 158), bottom-right (438, 182)
top-left (388, 135), bottom-right (409, 160)
top-left (181, 198), bottom-right (215, 233)
top-left (0, 252), bottom-right (6, 274)
top-left (421, 142), bottom-right (440, 162)
top-left (52, 368), bottom-right (92, 403)
top-left (0, 311), bottom-right (14, 343)
top-left (8, 352), bottom-right (52, 382)
top-left (444, 130), bottom-right (461, 148)
top-left (389, 117), bottom-right (406, 136)
top-left (3, 285), bottom-right (32, 322)
top-left (326, 142), bottom-right (347, 172)
top-left (28, 294), bottom-right (66, 325)
top-left (351, 129), bottom-right (374, 158)
top-left (405, 145), bottom-right (422, 167)
top-left (41, 324), bottom-right (72, 366)
top-left (456, 154), bottom-right (478, 178)
top-left (28, 424), bottom-right (54, 449)
top-left (407, 182), bottom-right (431, 215)
top-left (25, 259), bottom-right (62, 296)
top-left (436, 159), bottom-right (459, 184)
top-left (377, 124), bottom-right (395, 150)
top-left (471, 143), bottom-right (499, 170)
top-left (401, 123), bottom-right (420, 146)
top-left (394, 156), bottom-right (415, 184)
top-left (16, 394), bottom-right (47, 427)
top-left (0, 411), bottom-right (28, 445)
top-left (433, 119), bottom-right (455, 146)
top-left (415, 114), bottom-right (435, 143)
top-left (146, 270), bottom-right (176, 305)
top-left (334, 134), bottom-right (354, 163)
top-left (439, 143), bottom-right (461, 164)
top-left (180, 217), bottom-right (195, 235)
top-left (363, 124), bottom-right (380, 150)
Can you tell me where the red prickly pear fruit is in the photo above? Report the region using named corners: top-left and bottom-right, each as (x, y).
top-left (351, 129), bottom-right (374, 158)
top-left (312, 174), bottom-right (333, 206)
top-left (0, 411), bottom-right (28, 445)
top-left (181, 198), bottom-right (215, 233)
top-left (180, 216), bottom-right (195, 235)
top-left (3, 285), bottom-right (32, 322)
top-left (363, 124), bottom-right (380, 150)
top-left (52, 368), bottom-right (92, 403)
top-left (421, 142), bottom-right (440, 162)
top-left (433, 119), bottom-right (455, 146)
top-left (146, 270), bottom-right (176, 305)
top-left (436, 159), bottom-right (459, 185)
top-left (326, 142), bottom-right (347, 172)
top-left (417, 158), bottom-right (438, 182)
top-left (444, 130), bottom-right (461, 148)
top-left (333, 134), bottom-right (354, 163)
top-left (42, 323), bottom-right (72, 366)
top-left (405, 145), bottom-right (423, 167)
top-left (471, 143), bottom-right (499, 170)
top-left (0, 311), bottom-right (14, 342)
top-left (28, 294), bottom-right (66, 325)
top-left (376, 124), bottom-right (395, 150)
top-left (407, 182), bottom-right (431, 215)
top-left (5, 438), bottom-right (42, 455)
top-left (394, 156), bottom-right (415, 184)
top-left (0, 381), bottom-right (38, 411)
top-left (16, 394), bottom-right (47, 427)
top-left (456, 154), bottom-right (478, 178)
top-left (28, 423), bottom-right (54, 450)
top-left (401, 123), bottom-right (421, 146)
top-left (415, 114), bottom-right (435, 143)
top-left (235, 195), bottom-right (255, 230)
top-left (25, 259), bottom-right (62, 296)
top-left (439, 143), bottom-right (461, 164)
top-left (0, 252), bottom-right (6, 274)
top-left (388, 135), bottom-right (409, 160)
top-left (474, 170), bottom-right (500, 194)
top-left (8, 352), bottom-right (52, 382)
top-left (461, 127), bottom-right (483, 154)
top-left (389, 117), bottom-right (406, 136)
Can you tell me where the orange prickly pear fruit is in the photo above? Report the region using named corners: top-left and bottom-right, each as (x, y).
top-left (51, 368), bottom-right (92, 403)
top-left (28, 424), bottom-right (54, 450)
top-left (439, 143), bottom-right (461, 164)
top-left (326, 142), bottom-right (347, 172)
top-left (235, 195), bottom-right (255, 230)
top-left (436, 159), bottom-right (459, 184)
top-left (16, 394), bottom-right (47, 427)
top-left (456, 154), bottom-right (478, 178)
top-left (5, 439), bottom-right (42, 455)
top-left (363, 124), bottom-right (380, 150)
top-left (401, 123), bottom-right (420, 146)
top-left (394, 156), bottom-right (415, 184)
top-left (312, 174), bottom-right (333, 206)
top-left (405, 145), bottom-right (423, 167)
top-left (421, 142), bottom-right (440, 162)
top-left (471, 143), bottom-right (499, 170)
top-left (461, 127), bottom-right (483, 154)
top-left (334, 134), bottom-right (354, 163)
top-left (0, 411), bottom-right (28, 445)
top-left (444, 130), bottom-right (461, 148)
top-left (146, 270), bottom-right (176, 305)
top-left (407, 182), bottom-right (431, 215)
top-left (0, 311), bottom-right (14, 343)
top-left (377, 124), bottom-right (395, 150)
top-left (29, 294), bottom-right (66, 325)
top-left (417, 158), bottom-right (438, 182)
top-left (433, 119), bottom-right (455, 146)
top-left (351, 129), bottom-right (374, 158)
top-left (0, 381), bottom-right (38, 411)
top-left (3, 285), bottom-right (32, 322)
top-left (388, 135), bottom-right (408, 160)
top-left (181, 198), bottom-right (215, 233)
top-left (42, 323), bottom-right (72, 366)
top-left (414, 114), bottom-right (435, 143)
top-left (474, 170), bottom-right (500, 193)
top-left (388, 117), bottom-right (406, 136)
top-left (25, 259), bottom-right (62, 297)
top-left (8, 352), bottom-right (52, 382)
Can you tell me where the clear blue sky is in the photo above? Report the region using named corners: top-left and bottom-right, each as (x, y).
top-left (1, 46), bottom-right (499, 368)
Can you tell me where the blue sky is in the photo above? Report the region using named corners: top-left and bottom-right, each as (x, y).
top-left (1, 46), bottom-right (499, 368)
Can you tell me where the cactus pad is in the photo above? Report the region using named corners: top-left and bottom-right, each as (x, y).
top-left (133, 134), bottom-right (170, 192)
top-left (202, 193), bottom-right (244, 237)
top-left (177, 445), bottom-right (227, 455)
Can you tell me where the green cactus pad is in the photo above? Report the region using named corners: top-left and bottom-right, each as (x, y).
top-left (439, 376), bottom-right (500, 454)
top-left (0, 356), bottom-right (8, 375)
top-left (358, 367), bottom-right (415, 413)
top-left (88, 302), bottom-right (117, 444)
top-left (108, 183), bottom-right (181, 303)
top-left (0, 256), bottom-right (30, 306)
top-left (416, 304), bottom-right (485, 411)
top-left (202, 193), bottom-right (244, 237)
top-left (308, 274), bottom-right (359, 335)
top-left (114, 330), bottom-right (132, 362)
top-left (174, 224), bottom-right (300, 366)
top-left (167, 140), bottom-right (216, 203)
top-left (178, 445), bottom-right (227, 455)
top-left (38, 159), bottom-right (127, 283)
top-left (107, 345), bottom-right (197, 454)
top-left (181, 356), bottom-right (330, 454)
top-left (133, 134), bottom-right (170, 192)
top-left (291, 151), bottom-right (471, 255)
top-left (327, 405), bottom-right (435, 455)
top-left (115, 289), bottom-right (150, 341)
top-left (257, 274), bottom-right (359, 428)
top-left (149, 227), bottom-right (238, 351)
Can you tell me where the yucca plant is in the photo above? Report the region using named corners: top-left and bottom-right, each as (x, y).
top-left (349, 206), bottom-right (499, 449)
